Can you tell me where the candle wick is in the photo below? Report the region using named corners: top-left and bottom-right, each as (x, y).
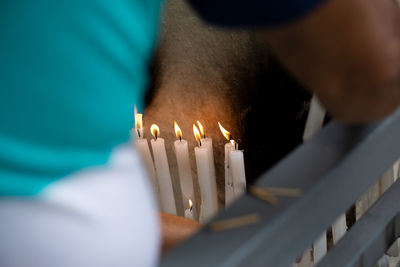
top-left (155, 132), bottom-right (158, 140)
top-left (199, 140), bottom-right (202, 147)
top-left (190, 205), bottom-right (193, 211)
top-left (179, 136), bottom-right (182, 142)
top-left (203, 134), bottom-right (206, 139)
top-left (137, 129), bottom-right (141, 138)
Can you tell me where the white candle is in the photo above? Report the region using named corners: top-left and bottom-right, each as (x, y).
top-left (193, 124), bottom-right (218, 223)
top-left (201, 138), bottom-right (216, 180)
top-left (133, 112), bottom-right (159, 202)
top-left (150, 124), bottom-right (177, 215)
top-left (174, 140), bottom-right (193, 203)
top-left (184, 199), bottom-right (194, 220)
top-left (174, 122), bottom-right (195, 211)
top-left (197, 121), bottom-right (217, 183)
top-left (229, 149), bottom-right (246, 198)
top-left (195, 147), bottom-right (218, 222)
top-left (197, 121), bottom-right (217, 206)
top-left (224, 143), bottom-right (235, 205)
top-left (218, 122), bottom-right (246, 205)
top-left (184, 208), bottom-right (194, 220)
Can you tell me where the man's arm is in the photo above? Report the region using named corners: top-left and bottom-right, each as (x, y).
top-left (260, 0), bottom-right (400, 123)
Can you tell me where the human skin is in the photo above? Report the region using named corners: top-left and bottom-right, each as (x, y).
top-left (159, 212), bottom-right (202, 256)
top-left (260, 0), bottom-right (400, 123)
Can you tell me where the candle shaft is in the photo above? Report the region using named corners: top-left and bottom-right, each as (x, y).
top-left (201, 138), bottom-right (217, 215)
top-left (174, 139), bottom-right (194, 209)
top-left (195, 146), bottom-right (218, 223)
top-left (151, 138), bottom-right (177, 215)
top-left (229, 150), bottom-right (246, 198)
top-left (184, 208), bottom-right (194, 220)
top-left (201, 137), bottom-right (216, 181)
top-left (224, 143), bottom-right (235, 205)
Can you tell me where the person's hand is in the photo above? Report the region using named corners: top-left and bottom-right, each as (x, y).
top-left (261, 0), bottom-right (400, 123)
top-left (159, 212), bottom-right (202, 256)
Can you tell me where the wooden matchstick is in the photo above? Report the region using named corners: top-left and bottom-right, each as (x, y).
top-left (209, 213), bottom-right (261, 232)
top-left (263, 187), bottom-right (302, 197)
top-left (248, 185), bottom-right (279, 205)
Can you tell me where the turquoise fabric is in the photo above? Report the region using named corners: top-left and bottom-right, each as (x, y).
top-left (0, 1), bottom-right (162, 195)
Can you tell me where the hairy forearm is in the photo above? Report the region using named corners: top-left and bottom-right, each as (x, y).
top-left (262, 0), bottom-right (400, 123)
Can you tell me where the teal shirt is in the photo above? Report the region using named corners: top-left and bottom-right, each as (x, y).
top-left (0, 1), bottom-right (162, 195)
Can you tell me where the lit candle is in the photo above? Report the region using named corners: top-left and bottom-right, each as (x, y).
top-left (174, 121), bottom-right (195, 214)
top-left (133, 111), bottom-right (160, 203)
top-left (150, 124), bottom-right (177, 215)
top-left (184, 199), bottom-right (194, 220)
top-left (229, 145), bottom-right (246, 198)
top-left (218, 122), bottom-right (246, 205)
top-left (193, 124), bottom-right (218, 223)
top-left (218, 122), bottom-right (235, 205)
top-left (134, 107), bottom-right (144, 138)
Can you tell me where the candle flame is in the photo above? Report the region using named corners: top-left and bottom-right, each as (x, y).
top-left (193, 124), bottom-right (201, 146)
top-left (134, 113), bottom-right (143, 138)
top-left (174, 121), bottom-right (182, 140)
top-left (218, 122), bottom-right (237, 148)
top-left (189, 199), bottom-right (193, 210)
top-left (197, 121), bottom-right (205, 138)
top-left (150, 124), bottom-right (160, 139)
top-left (218, 122), bottom-right (231, 141)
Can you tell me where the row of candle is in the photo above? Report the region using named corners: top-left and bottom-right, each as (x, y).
top-left (133, 111), bottom-right (246, 222)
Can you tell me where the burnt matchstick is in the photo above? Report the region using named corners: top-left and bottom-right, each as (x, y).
top-left (248, 185), bottom-right (279, 205)
top-left (209, 213), bottom-right (261, 232)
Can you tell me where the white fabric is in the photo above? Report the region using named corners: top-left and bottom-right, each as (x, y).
top-left (0, 145), bottom-right (160, 267)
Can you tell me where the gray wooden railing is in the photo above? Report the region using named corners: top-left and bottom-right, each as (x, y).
top-left (161, 108), bottom-right (400, 267)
